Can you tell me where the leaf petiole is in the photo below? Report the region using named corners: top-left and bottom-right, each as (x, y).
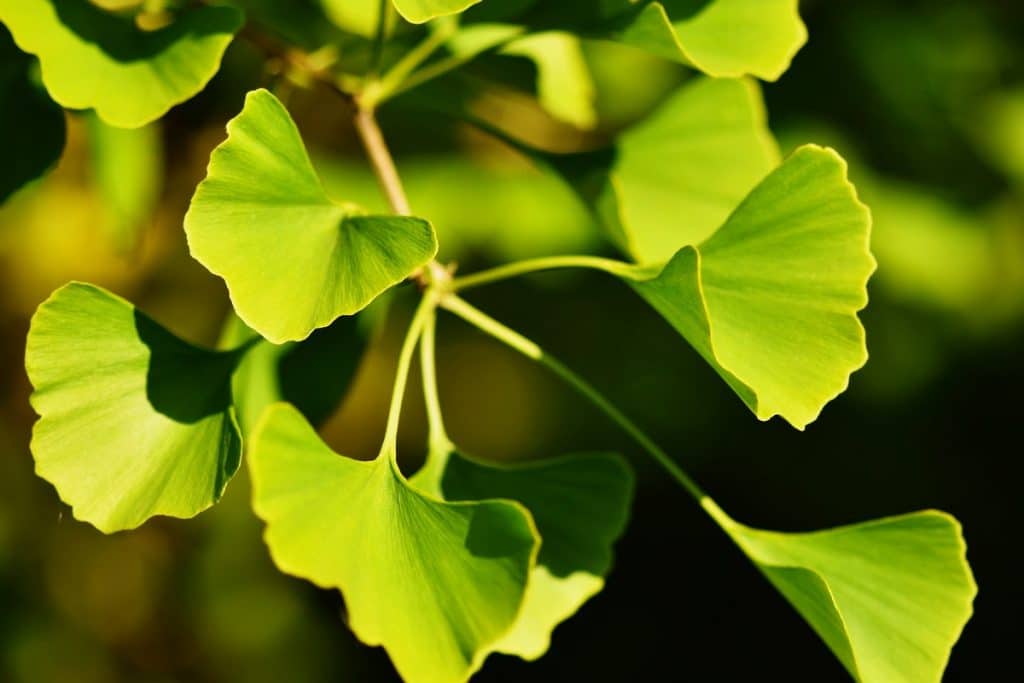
top-left (450, 255), bottom-right (642, 291)
top-left (438, 293), bottom-right (706, 502)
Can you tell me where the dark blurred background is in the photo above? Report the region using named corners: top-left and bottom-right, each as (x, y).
top-left (1, 0), bottom-right (1022, 680)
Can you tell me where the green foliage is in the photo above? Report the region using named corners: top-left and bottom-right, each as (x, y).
top-left (8, 2), bottom-right (980, 682)
top-left (705, 501), bottom-right (976, 683)
top-left (0, 0), bottom-right (242, 127)
top-left (184, 89), bottom-right (438, 343)
top-left (25, 283), bottom-right (243, 533)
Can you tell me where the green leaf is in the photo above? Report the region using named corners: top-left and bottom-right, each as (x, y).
top-left (598, 76), bottom-right (779, 263)
top-left (87, 112), bottom-right (162, 251)
top-left (219, 308), bottom-right (375, 437)
top-left (415, 449), bottom-right (634, 660)
top-left (0, 0), bottom-right (243, 127)
top-left (704, 500), bottom-right (976, 682)
top-left (249, 403), bottom-right (539, 683)
top-left (393, 0), bottom-right (481, 25)
top-left (0, 23), bottom-right (65, 203)
top-left (502, 31), bottom-right (597, 129)
top-left (619, 145), bottom-right (874, 429)
top-left (25, 282), bottom-right (244, 533)
top-left (185, 89), bottom-right (438, 344)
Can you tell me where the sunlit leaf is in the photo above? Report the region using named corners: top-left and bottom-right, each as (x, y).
top-left (393, 0), bottom-right (481, 25)
top-left (0, 24), bottom-right (64, 203)
top-left (86, 113), bottom-right (162, 251)
top-left (0, 0), bottom-right (242, 127)
top-left (415, 448), bottom-right (633, 660)
top-left (25, 282), bottom-right (244, 532)
top-left (705, 500), bottom-right (976, 682)
top-left (597, 76), bottom-right (779, 262)
top-left (185, 89), bottom-right (438, 344)
top-left (502, 31), bottom-right (597, 129)
top-left (618, 145), bottom-right (874, 429)
top-left (249, 403), bottom-right (538, 683)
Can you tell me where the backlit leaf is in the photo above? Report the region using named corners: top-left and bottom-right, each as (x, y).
top-left (185, 89), bottom-right (438, 344)
top-left (0, 0), bottom-right (242, 127)
top-left (618, 145), bottom-right (874, 428)
top-left (249, 403), bottom-right (538, 683)
top-left (415, 448), bottom-right (633, 659)
top-left (393, 0), bottom-right (481, 25)
top-left (705, 500), bottom-right (976, 682)
top-left (25, 282), bottom-right (244, 532)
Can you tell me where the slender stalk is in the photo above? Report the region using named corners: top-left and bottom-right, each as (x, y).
top-left (419, 310), bottom-right (452, 450)
top-left (439, 294), bottom-right (707, 502)
top-left (363, 21), bottom-right (456, 109)
top-left (381, 294), bottom-right (435, 454)
top-left (451, 255), bottom-right (639, 291)
top-left (368, 0), bottom-right (390, 76)
top-left (353, 107), bottom-right (412, 216)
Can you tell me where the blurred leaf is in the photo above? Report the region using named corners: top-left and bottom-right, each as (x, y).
top-left (393, 0), bottom-right (480, 25)
top-left (706, 500), bottom-right (976, 683)
top-left (0, 0), bottom-right (242, 127)
top-left (25, 282), bottom-right (243, 532)
top-left (0, 24), bottom-right (65, 203)
top-left (185, 89), bottom-right (437, 343)
top-left (86, 113), bottom-right (162, 251)
top-left (320, 0), bottom-right (394, 37)
top-left (620, 146), bottom-right (873, 429)
top-left (975, 88), bottom-right (1024, 184)
top-left (502, 32), bottom-right (597, 129)
top-left (250, 403), bottom-right (538, 683)
top-left (598, 76), bottom-right (779, 262)
top-left (416, 449), bottom-right (633, 660)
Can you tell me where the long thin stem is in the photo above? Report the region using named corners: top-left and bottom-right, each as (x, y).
top-left (381, 294), bottom-right (435, 455)
top-left (368, 0), bottom-right (390, 76)
top-left (353, 107), bottom-right (411, 215)
top-left (419, 309), bottom-right (452, 450)
top-left (440, 294), bottom-right (707, 502)
top-left (363, 20), bottom-right (456, 109)
top-left (451, 255), bottom-right (640, 291)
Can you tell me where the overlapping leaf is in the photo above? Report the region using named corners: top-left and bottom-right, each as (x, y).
top-left (617, 145), bottom-right (874, 429)
top-left (704, 500), bottom-right (976, 682)
top-left (0, 0), bottom-right (242, 127)
top-left (249, 404), bottom-right (539, 683)
top-left (185, 89), bottom-right (438, 344)
top-left (25, 283), bottom-right (244, 532)
top-left (592, 76), bottom-right (779, 262)
top-left (393, 0), bottom-right (481, 25)
top-left (415, 447), bottom-right (633, 659)
top-left (0, 24), bottom-right (64, 203)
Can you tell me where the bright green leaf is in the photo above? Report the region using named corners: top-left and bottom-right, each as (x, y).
top-left (704, 500), bottom-right (976, 682)
top-left (415, 449), bottom-right (633, 659)
top-left (610, 0), bottom-right (806, 81)
top-left (619, 145), bottom-right (874, 429)
top-left (393, 0), bottom-right (480, 25)
top-left (87, 113), bottom-right (162, 251)
top-left (0, 0), bottom-right (242, 128)
top-left (185, 89), bottom-right (438, 344)
top-left (602, 76), bottom-right (779, 262)
top-left (25, 282), bottom-right (244, 533)
top-left (249, 403), bottom-right (539, 683)
top-left (503, 31), bottom-right (597, 129)
top-left (0, 24), bottom-right (64, 203)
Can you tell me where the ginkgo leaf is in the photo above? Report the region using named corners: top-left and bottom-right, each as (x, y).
top-left (616, 145), bottom-right (874, 429)
top-left (596, 76), bottom-right (779, 262)
top-left (607, 0), bottom-right (806, 81)
top-left (249, 403), bottom-right (539, 683)
top-left (185, 89), bottom-right (438, 344)
top-left (25, 282), bottom-right (244, 533)
top-left (415, 448), bottom-right (634, 660)
top-left (219, 310), bottom-right (372, 437)
top-left (393, 0), bottom-right (480, 25)
top-left (0, 24), bottom-right (65, 203)
top-left (704, 499), bottom-right (977, 683)
top-left (0, 0), bottom-right (243, 128)
top-left (502, 31), bottom-right (597, 129)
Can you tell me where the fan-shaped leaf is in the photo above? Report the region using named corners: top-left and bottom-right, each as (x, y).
top-left (250, 403), bottom-right (538, 683)
top-left (705, 500), bottom-right (976, 682)
top-left (393, 0), bottom-right (480, 25)
top-left (415, 449), bottom-right (633, 659)
top-left (616, 145), bottom-right (873, 428)
top-left (25, 283), bottom-right (244, 532)
top-left (0, 24), bottom-right (64, 203)
top-left (185, 89), bottom-right (438, 344)
top-left (0, 0), bottom-right (242, 127)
